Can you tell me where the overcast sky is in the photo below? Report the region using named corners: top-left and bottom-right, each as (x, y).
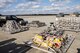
top-left (0, 0), bottom-right (80, 15)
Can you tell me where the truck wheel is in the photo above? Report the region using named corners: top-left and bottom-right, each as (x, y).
top-left (19, 20), bottom-right (26, 26)
top-left (0, 23), bottom-right (4, 27)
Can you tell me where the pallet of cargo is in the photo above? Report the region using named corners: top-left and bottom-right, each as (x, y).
top-left (27, 21), bottom-right (46, 28)
top-left (2, 20), bottom-right (27, 34)
top-left (24, 34), bottom-right (75, 53)
top-left (55, 17), bottom-right (80, 32)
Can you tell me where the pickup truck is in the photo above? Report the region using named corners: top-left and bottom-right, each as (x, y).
top-left (0, 15), bottom-right (28, 27)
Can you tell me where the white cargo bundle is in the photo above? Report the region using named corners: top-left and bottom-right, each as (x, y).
top-left (55, 17), bottom-right (80, 32)
top-left (3, 20), bottom-right (26, 34)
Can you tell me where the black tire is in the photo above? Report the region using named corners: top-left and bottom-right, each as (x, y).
top-left (0, 23), bottom-right (4, 27)
top-left (19, 20), bottom-right (27, 26)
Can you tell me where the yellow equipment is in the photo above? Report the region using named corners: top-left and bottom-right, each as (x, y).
top-left (33, 34), bottom-right (43, 46)
top-left (33, 34), bottom-right (63, 48)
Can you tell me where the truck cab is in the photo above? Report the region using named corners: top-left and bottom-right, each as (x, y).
top-left (6, 15), bottom-right (23, 23)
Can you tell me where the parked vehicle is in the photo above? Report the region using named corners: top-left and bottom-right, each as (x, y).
top-left (0, 15), bottom-right (28, 27)
top-left (56, 13), bottom-right (64, 17)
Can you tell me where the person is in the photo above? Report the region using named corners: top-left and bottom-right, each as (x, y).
top-left (50, 22), bottom-right (56, 30)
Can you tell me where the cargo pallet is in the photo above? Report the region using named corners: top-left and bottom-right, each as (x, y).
top-left (2, 20), bottom-right (27, 34)
top-left (24, 35), bottom-right (75, 53)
